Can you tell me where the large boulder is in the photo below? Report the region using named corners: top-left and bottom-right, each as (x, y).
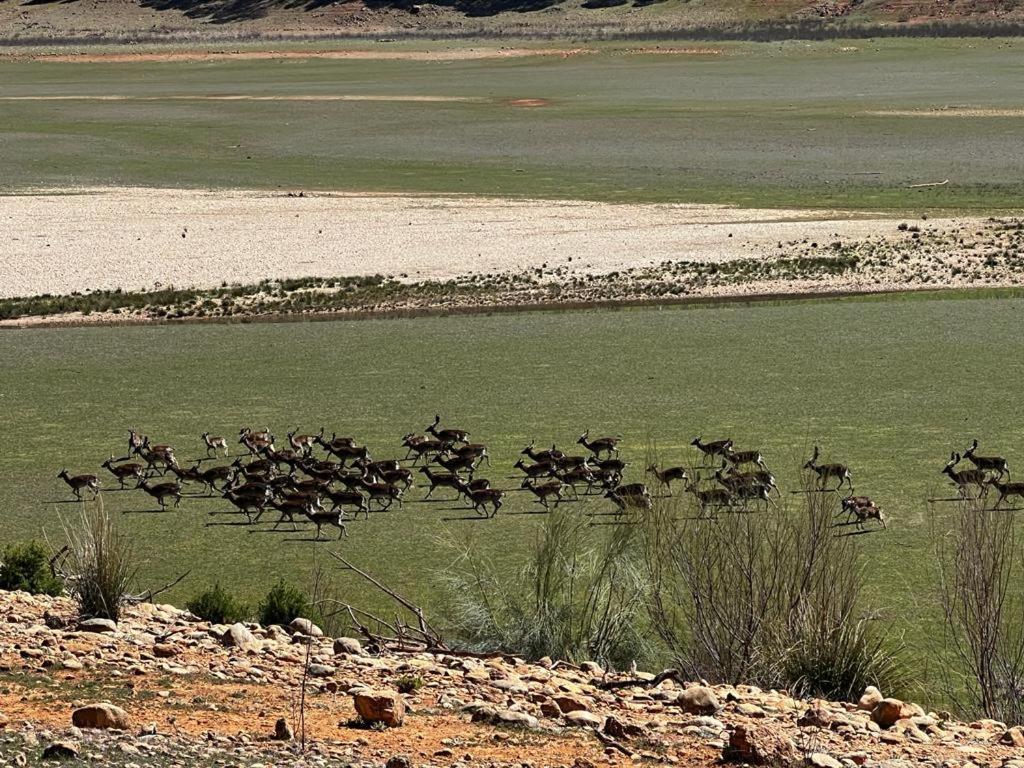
top-left (871, 698), bottom-right (918, 728)
top-left (221, 623), bottom-right (261, 652)
top-left (724, 724), bottom-right (798, 766)
top-left (77, 618), bottom-right (116, 634)
top-left (71, 704), bottom-right (130, 730)
top-left (353, 689), bottom-right (405, 727)
top-left (677, 685), bottom-right (720, 715)
top-left (1000, 726), bottom-right (1024, 747)
top-left (289, 618), bottom-right (323, 638)
top-left (564, 710), bottom-right (603, 728)
top-left (333, 637), bottom-right (363, 656)
top-left (857, 686), bottom-right (883, 711)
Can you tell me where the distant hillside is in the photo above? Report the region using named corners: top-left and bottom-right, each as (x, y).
top-left (2, 0), bottom-right (1024, 42)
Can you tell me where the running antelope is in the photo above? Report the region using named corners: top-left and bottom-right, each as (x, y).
top-left (138, 478), bottom-right (182, 509)
top-left (725, 465), bottom-right (779, 497)
top-left (521, 441), bottom-right (565, 464)
top-left (686, 476), bottom-right (734, 514)
top-left (426, 415), bottom-right (469, 445)
top-left (723, 446), bottom-right (768, 470)
top-left (127, 429), bottom-right (147, 458)
top-left (419, 467), bottom-right (462, 499)
top-left (513, 459), bottom-right (557, 480)
top-left (840, 496), bottom-right (886, 530)
top-left (804, 446), bottom-right (853, 490)
top-left (521, 478), bottom-right (563, 509)
top-left (646, 464), bottom-right (688, 494)
top-left (323, 487), bottom-right (370, 520)
top-left (714, 470), bottom-right (773, 507)
top-left (402, 435), bottom-right (444, 464)
top-left (691, 436), bottom-right (733, 463)
top-left (963, 439), bottom-right (1010, 479)
top-left (577, 430), bottom-right (620, 459)
top-left (57, 469), bottom-right (100, 500)
top-left (287, 429), bottom-right (317, 457)
top-left (303, 505), bottom-right (347, 541)
top-left (942, 453), bottom-right (987, 497)
top-left (605, 485), bottom-right (652, 515)
top-left (101, 457), bottom-right (143, 489)
top-left (467, 487), bottom-right (505, 517)
top-left (202, 432), bottom-right (229, 458)
top-left (988, 478), bottom-right (1024, 508)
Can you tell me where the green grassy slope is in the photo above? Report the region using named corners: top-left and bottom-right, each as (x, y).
top-left (1, 294), bottom-right (1022, 655)
top-left (2, 39), bottom-right (1024, 208)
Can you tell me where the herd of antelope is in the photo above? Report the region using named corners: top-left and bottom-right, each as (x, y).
top-left (54, 418), bottom-right (913, 538)
top-left (940, 439), bottom-right (1024, 507)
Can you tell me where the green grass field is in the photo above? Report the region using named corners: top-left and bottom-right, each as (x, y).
top-left (2, 293), bottom-right (1023, 661)
top-left (2, 38), bottom-right (1024, 208)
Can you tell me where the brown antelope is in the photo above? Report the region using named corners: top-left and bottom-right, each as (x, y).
top-left (197, 464), bottom-right (233, 494)
top-left (426, 415), bottom-right (469, 445)
top-left (223, 486), bottom-right (271, 522)
top-left (605, 487), bottom-right (652, 515)
top-left (521, 478), bottom-right (563, 509)
top-left (686, 476), bottom-right (734, 514)
top-left (202, 432), bottom-right (228, 458)
top-left (942, 453), bottom-right (987, 497)
top-left (557, 464), bottom-right (598, 498)
top-left (964, 439), bottom-right (1009, 479)
top-left (436, 452), bottom-right (478, 477)
top-left (451, 443), bottom-right (490, 466)
top-left (419, 467), bottom-right (462, 499)
top-left (691, 437), bottom-right (733, 463)
top-left (57, 469), bottom-right (100, 500)
top-left (166, 462), bottom-right (204, 485)
top-left (646, 464), bottom-right (688, 494)
top-left (101, 457), bottom-right (143, 489)
top-left (316, 430), bottom-right (358, 456)
top-left (240, 426), bottom-right (272, 442)
top-left (240, 430), bottom-right (275, 456)
top-left (577, 430), bottom-right (620, 459)
top-left (127, 429), bottom-right (147, 457)
top-left (270, 495), bottom-right (325, 530)
top-left (840, 496), bottom-right (885, 530)
top-left (137, 438), bottom-right (177, 473)
top-left (714, 470), bottom-right (773, 507)
top-left (303, 504), bottom-right (347, 541)
top-left (259, 445), bottom-right (300, 471)
top-left (323, 488), bottom-right (370, 520)
top-left (138, 478), bottom-right (182, 509)
top-left (326, 443), bottom-right (371, 466)
top-left (402, 435), bottom-right (445, 464)
top-left (725, 465), bottom-right (780, 497)
top-left (987, 478), bottom-right (1024, 508)
top-left (287, 429), bottom-right (317, 457)
top-left (723, 446), bottom-right (768, 470)
top-left (467, 487), bottom-right (505, 517)
top-left (357, 477), bottom-right (403, 509)
top-left (804, 446), bottom-right (853, 490)
top-left (453, 476), bottom-right (492, 500)
top-left (513, 459), bottom-right (556, 480)
top-left (521, 441), bottom-right (565, 464)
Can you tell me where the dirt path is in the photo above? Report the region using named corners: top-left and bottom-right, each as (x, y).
top-left (0, 187), bottom-right (970, 301)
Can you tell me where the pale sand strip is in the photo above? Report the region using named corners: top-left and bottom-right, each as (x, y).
top-left (0, 187), bottom-right (973, 300)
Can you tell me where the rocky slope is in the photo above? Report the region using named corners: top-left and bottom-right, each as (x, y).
top-left (2, 0), bottom-right (1023, 42)
top-left (1, 589), bottom-right (1023, 767)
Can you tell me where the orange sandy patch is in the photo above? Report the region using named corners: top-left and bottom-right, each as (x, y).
top-left (507, 98), bottom-right (551, 107)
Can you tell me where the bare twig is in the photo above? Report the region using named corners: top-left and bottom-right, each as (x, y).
top-left (124, 570), bottom-right (191, 604)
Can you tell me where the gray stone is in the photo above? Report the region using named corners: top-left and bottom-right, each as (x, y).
top-left (333, 637), bottom-right (363, 656)
top-left (221, 623), bottom-right (261, 652)
top-left (564, 710), bottom-right (603, 728)
top-left (42, 742), bottom-right (79, 760)
top-left (677, 686), bottom-right (720, 715)
top-left (76, 618), bottom-right (116, 634)
top-left (288, 617), bottom-right (323, 637)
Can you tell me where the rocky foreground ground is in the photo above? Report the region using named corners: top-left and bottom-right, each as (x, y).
top-left (1, 590), bottom-right (1023, 768)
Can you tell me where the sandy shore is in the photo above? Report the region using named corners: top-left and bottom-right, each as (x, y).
top-left (0, 188), bottom-right (973, 300)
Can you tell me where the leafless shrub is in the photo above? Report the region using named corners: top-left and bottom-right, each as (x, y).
top-left (441, 504), bottom-right (651, 670)
top-left (642, 473), bottom-right (904, 698)
top-left (933, 493), bottom-right (1024, 724)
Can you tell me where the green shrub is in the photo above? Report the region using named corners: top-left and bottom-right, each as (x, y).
top-left (63, 502), bottom-right (136, 622)
top-left (395, 675), bottom-right (424, 694)
top-left (0, 541), bottom-right (64, 596)
top-left (186, 583), bottom-right (249, 625)
top-left (259, 579), bottom-right (310, 627)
